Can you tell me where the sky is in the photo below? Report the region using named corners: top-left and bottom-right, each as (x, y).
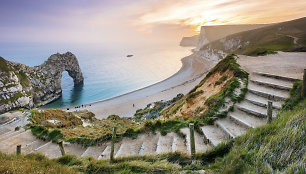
top-left (0, 0), bottom-right (305, 45)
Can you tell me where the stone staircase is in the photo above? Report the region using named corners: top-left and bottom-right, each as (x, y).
top-left (0, 72), bottom-right (297, 159)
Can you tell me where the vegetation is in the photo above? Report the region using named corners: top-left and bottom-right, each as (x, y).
top-left (0, 152), bottom-right (79, 174)
top-left (3, 84), bottom-right (304, 173)
top-left (17, 71), bottom-right (30, 87)
top-left (282, 80), bottom-right (303, 111)
top-left (201, 17), bottom-right (306, 56)
top-left (161, 54), bottom-right (248, 122)
top-left (189, 54), bottom-right (248, 94)
top-left (0, 91), bottom-right (28, 105)
top-left (28, 109), bottom-right (140, 146)
top-left (134, 93), bottom-right (184, 120)
top-left (205, 100), bottom-right (305, 173)
top-left (215, 75), bottom-right (228, 86)
top-left (186, 90), bottom-right (203, 101)
top-left (0, 57), bottom-right (11, 72)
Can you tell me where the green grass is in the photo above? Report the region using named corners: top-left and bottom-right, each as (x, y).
top-left (17, 71), bottom-right (30, 87)
top-left (200, 17), bottom-right (306, 56)
top-left (0, 152), bottom-right (79, 174)
top-left (189, 54), bottom-right (248, 94)
top-left (205, 99), bottom-right (305, 173)
top-left (215, 75), bottom-right (228, 86)
top-left (201, 81), bottom-right (306, 173)
top-left (282, 80), bottom-right (303, 111)
top-left (28, 109), bottom-right (140, 146)
top-left (3, 89), bottom-right (304, 174)
top-left (0, 57), bottom-right (11, 72)
top-left (186, 90), bottom-right (203, 101)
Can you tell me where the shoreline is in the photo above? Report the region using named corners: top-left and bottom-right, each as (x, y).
top-left (65, 52), bottom-right (215, 119)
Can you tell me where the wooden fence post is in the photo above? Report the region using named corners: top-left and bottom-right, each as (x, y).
top-left (110, 127), bottom-right (117, 163)
top-left (267, 101), bottom-right (273, 123)
top-left (16, 145), bottom-right (21, 155)
top-left (189, 123), bottom-right (196, 159)
top-left (302, 69), bottom-right (306, 98)
top-left (58, 141), bottom-right (66, 156)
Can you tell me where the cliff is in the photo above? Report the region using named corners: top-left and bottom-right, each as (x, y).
top-left (195, 24), bottom-right (268, 51)
top-left (0, 52), bottom-right (83, 113)
top-left (179, 35), bottom-right (199, 47)
top-left (199, 17), bottom-right (306, 58)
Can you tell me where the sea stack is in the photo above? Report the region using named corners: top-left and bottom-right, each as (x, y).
top-left (0, 52), bottom-right (83, 113)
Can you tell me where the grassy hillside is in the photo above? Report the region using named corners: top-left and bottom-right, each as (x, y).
top-left (160, 54), bottom-right (248, 120)
top-left (198, 80), bottom-right (304, 173)
top-left (201, 17), bottom-right (306, 56)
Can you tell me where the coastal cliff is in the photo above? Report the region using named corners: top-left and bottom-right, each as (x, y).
top-left (179, 35), bottom-right (199, 47)
top-left (195, 24), bottom-right (267, 51)
top-left (192, 17), bottom-right (306, 61)
top-left (0, 52), bottom-right (83, 113)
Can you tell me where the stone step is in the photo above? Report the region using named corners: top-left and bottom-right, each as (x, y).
top-left (0, 127), bottom-right (12, 136)
top-left (81, 144), bottom-right (107, 159)
top-left (172, 133), bottom-right (187, 152)
top-left (228, 109), bottom-right (267, 128)
top-left (32, 141), bottom-right (62, 159)
top-left (200, 125), bottom-right (229, 147)
top-left (248, 82), bottom-right (289, 101)
top-left (236, 100), bottom-right (279, 118)
top-left (139, 132), bottom-right (159, 156)
top-left (22, 139), bottom-right (50, 155)
top-left (0, 130), bottom-right (38, 154)
top-left (115, 135), bottom-right (145, 158)
top-left (253, 72), bottom-right (299, 83)
top-left (98, 142), bottom-right (122, 160)
top-left (236, 101), bottom-right (267, 118)
top-left (215, 118), bottom-right (247, 139)
top-left (0, 128), bottom-right (26, 142)
top-left (250, 75), bottom-right (293, 91)
top-left (245, 93), bottom-right (283, 110)
top-left (180, 127), bottom-right (211, 154)
top-left (63, 142), bottom-right (87, 156)
top-left (156, 133), bottom-right (174, 154)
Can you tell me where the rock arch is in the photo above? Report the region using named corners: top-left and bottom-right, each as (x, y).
top-left (39, 52), bottom-right (84, 86)
top-left (0, 52), bottom-right (84, 113)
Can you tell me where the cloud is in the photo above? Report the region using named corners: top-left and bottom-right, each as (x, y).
top-left (0, 0), bottom-right (305, 44)
top-left (136, 0), bottom-right (306, 31)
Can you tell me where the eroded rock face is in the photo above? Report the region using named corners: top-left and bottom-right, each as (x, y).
top-left (0, 52), bottom-right (83, 113)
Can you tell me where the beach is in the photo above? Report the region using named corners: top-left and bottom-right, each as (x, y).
top-left (65, 51), bottom-right (306, 119)
top-left (66, 53), bottom-right (216, 119)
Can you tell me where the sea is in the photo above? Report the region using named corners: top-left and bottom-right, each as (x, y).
top-left (0, 42), bottom-right (192, 108)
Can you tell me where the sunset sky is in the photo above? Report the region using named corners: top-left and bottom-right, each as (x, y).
top-left (0, 0), bottom-right (305, 45)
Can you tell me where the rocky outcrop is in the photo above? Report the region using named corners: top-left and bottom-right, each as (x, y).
top-left (0, 52), bottom-right (83, 113)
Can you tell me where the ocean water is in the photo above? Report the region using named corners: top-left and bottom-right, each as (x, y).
top-left (0, 42), bottom-right (191, 107)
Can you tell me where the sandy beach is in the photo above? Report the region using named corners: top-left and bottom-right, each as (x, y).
top-left (66, 53), bottom-right (216, 119)
top-left (66, 51), bottom-right (306, 119)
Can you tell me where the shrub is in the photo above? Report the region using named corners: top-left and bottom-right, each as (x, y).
top-left (48, 129), bottom-right (64, 142)
top-left (56, 155), bottom-right (82, 166)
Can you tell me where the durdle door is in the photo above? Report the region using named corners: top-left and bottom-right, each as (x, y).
top-left (0, 52), bottom-right (83, 114)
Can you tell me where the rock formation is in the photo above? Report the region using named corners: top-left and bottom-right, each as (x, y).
top-left (0, 52), bottom-right (83, 113)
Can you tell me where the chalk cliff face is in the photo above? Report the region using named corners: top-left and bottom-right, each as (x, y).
top-left (195, 24), bottom-right (268, 51)
top-left (179, 35), bottom-right (199, 47)
top-left (0, 52), bottom-right (83, 113)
